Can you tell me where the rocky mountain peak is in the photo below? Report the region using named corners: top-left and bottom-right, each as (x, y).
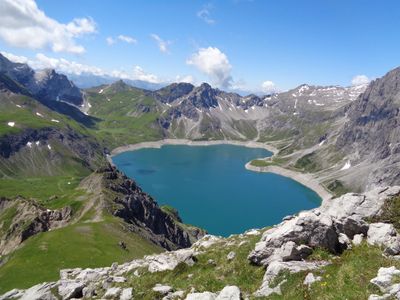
top-left (152, 82), bottom-right (194, 103)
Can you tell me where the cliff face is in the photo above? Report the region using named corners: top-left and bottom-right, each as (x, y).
top-left (98, 164), bottom-right (206, 250)
top-left (336, 67), bottom-right (400, 189)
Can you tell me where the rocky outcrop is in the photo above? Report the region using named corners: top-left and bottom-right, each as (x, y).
top-left (249, 186), bottom-right (400, 266)
top-left (369, 267), bottom-right (400, 300)
top-left (97, 164), bottom-right (206, 250)
top-left (0, 197), bottom-right (72, 255)
top-left (249, 186), bottom-right (400, 297)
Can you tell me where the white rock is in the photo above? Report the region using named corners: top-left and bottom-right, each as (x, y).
top-left (226, 251), bottom-right (236, 261)
top-left (51, 119), bottom-right (60, 123)
top-left (104, 287), bottom-right (121, 299)
top-left (57, 280), bottom-right (84, 300)
top-left (19, 282), bottom-right (57, 300)
top-left (216, 286), bottom-right (241, 300)
top-left (36, 112), bottom-right (44, 117)
top-left (303, 273), bottom-right (322, 287)
top-left (368, 223), bottom-right (400, 255)
top-left (185, 291), bottom-right (217, 300)
top-left (146, 249), bottom-right (196, 273)
top-left (254, 261), bottom-right (329, 297)
top-left (153, 284), bottom-right (173, 295)
top-left (353, 234), bottom-right (364, 246)
top-left (193, 235), bottom-right (221, 249)
top-left (7, 122), bottom-right (15, 127)
top-left (120, 288), bottom-right (133, 300)
top-left (370, 267), bottom-right (400, 292)
top-left (0, 289), bottom-right (25, 300)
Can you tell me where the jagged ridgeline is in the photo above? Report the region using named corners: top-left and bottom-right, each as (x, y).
top-left (1, 48), bottom-right (400, 299)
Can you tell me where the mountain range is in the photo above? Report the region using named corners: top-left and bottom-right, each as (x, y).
top-left (1, 51), bottom-right (400, 298)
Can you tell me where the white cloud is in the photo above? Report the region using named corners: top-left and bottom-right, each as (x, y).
top-left (0, 0), bottom-right (96, 54)
top-left (132, 66), bottom-right (160, 83)
top-left (30, 53), bottom-right (105, 76)
top-left (187, 47), bottom-right (232, 88)
top-left (0, 51), bottom-right (29, 64)
top-left (351, 74), bottom-right (370, 86)
top-left (150, 34), bottom-right (171, 53)
top-left (197, 5), bottom-right (215, 24)
top-left (261, 81), bottom-right (277, 94)
top-left (175, 75), bottom-right (195, 84)
top-left (106, 37), bottom-right (115, 45)
top-left (117, 35), bottom-right (137, 44)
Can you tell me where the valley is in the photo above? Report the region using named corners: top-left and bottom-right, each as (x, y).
top-left (0, 49), bottom-right (400, 299)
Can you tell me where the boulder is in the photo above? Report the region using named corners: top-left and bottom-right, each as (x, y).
top-left (146, 249), bottom-right (197, 273)
top-left (57, 280), bottom-right (84, 300)
top-left (153, 284), bottom-right (173, 295)
top-left (367, 223), bottom-right (400, 255)
top-left (215, 286), bottom-right (241, 300)
top-left (104, 287), bottom-right (121, 299)
top-left (249, 211), bottom-right (339, 265)
top-left (120, 288), bottom-right (133, 300)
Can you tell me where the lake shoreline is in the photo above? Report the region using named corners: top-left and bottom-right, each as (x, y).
top-left (245, 163), bottom-right (332, 202)
top-left (110, 139), bottom-right (278, 156)
top-left (110, 139), bottom-right (332, 203)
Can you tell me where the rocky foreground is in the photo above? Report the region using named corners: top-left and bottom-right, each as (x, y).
top-left (2, 186), bottom-right (400, 299)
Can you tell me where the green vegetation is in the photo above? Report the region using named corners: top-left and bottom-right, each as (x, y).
top-left (124, 234), bottom-right (265, 299)
top-left (326, 180), bottom-right (350, 197)
top-left (161, 205), bottom-right (181, 222)
top-left (85, 87), bottom-right (164, 148)
top-left (370, 196), bottom-right (400, 229)
top-left (269, 243), bottom-right (398, 300)
top-left (0, 216), bottom-right (161, 294)
top-left (0, 205), bottom-right (17, 236)
top-left (0, 176), bottom-right (84, 209)
top-left (294, 152), bottom-right (319, 172)
top-left (250, 159), bottom-right (275, 167)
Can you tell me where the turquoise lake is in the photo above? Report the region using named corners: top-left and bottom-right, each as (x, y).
top-left (112, 144), bottom-right (321, 236)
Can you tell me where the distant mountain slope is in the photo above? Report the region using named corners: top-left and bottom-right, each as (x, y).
top-left (334, 67), bottom-right (400, 190)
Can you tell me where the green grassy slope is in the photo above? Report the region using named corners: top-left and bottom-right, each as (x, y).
top-left (0, 215), bottom-right (161, 293)
top-left (85, 83), bottom-right (165, 148)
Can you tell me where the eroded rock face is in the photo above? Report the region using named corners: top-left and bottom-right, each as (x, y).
top-left (99, 164), bottom-right (206, 250)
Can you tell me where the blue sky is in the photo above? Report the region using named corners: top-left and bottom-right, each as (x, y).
top-left (1, 0), bottom-right (400, 92)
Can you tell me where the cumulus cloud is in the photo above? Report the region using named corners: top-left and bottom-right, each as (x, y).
top-left (261, 81), bottom-right (277, 94)
top-left (197, 5), bottom-right (215, 24)
top-left (150, 34), bottom-right (171, 53)
top-left (351, 74), bottom-right (370, 86)
top-left (186, 47), bottom-right (232, 88)
top-left (0, 0), bottom-right (96, 54)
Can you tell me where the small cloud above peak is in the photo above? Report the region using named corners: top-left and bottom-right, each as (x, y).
top-left (351, 74), bottom-right (370, 86)
top-left (187, 47), bottom-right (232, 88)
top-left (261, 80), bottom-right (277, 94)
